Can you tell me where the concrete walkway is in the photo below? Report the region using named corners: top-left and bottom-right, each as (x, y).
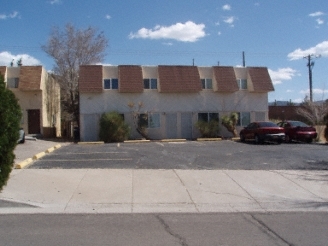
top-left (1, 168), bottom-right (328, 214)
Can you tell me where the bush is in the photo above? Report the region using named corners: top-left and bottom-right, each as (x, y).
top-left (0, 74), bottom-right (22, 191)
top-left (99, 112), bottom-right (130, 143)
top-left (195, 120), bottom-right (220, 138)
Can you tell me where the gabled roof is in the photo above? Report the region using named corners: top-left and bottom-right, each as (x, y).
top-left (213, 66), bottom-right (239, 92)
top-left (158, 65), bottom-right (201, 93)
top-left (79, 65), bottom-right (103, 93)
top-left (19, 66), bottom-right (42, 91)
top-left (248, 67), bottom-right (274, 92)
top-left (118, 65), bottom-right (143, 93)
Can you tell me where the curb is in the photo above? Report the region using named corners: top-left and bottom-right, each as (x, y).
top-left (15, 144), bottom-right (62, 169)
top-left (77, 141), bottom-right (104, 145)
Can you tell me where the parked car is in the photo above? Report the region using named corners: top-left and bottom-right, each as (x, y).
top-left (18, 128), bottom-right (25, 144)
top-left (240, 121), bottom-right (285, 144)
top-left (277, 120), bottom-right (317, 143)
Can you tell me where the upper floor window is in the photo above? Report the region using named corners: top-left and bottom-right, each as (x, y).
top-left (104, 78), bottom-right (118, 90)
top-left (201, 78), bottom-right (213, 89)
top-left (143, 78), bottom-right (157, 89)
top-left (237, 79), bottom-right (247, 90)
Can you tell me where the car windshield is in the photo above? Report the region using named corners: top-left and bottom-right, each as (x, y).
top-left (258, 122), bottom-right (277, 127)
top-left (289, 121), bottom-right (309, 127)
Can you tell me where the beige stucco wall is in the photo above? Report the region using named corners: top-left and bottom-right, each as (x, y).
top-left (80, 65), bottom-right (270, 141)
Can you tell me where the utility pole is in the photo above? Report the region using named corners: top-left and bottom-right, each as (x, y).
top-left (304, 54), bottom-right (320, 102)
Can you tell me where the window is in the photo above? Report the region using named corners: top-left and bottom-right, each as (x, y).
top-left (144, 78), bottom-right (157, 89)
top-left (104, 78), bottom-right (118, 89)
top-left (237, 112), bottom-right (250, 126)
top-left (237, 79), bottom-right (247, 90)
top-left (201, 78), bottom-right (213, 89)
top-left (139, 113), bottom-right (160, 128)
top-left (198, 112), bottom-right (219, 122)
top-left (7, 77), bottom-right (19, 88)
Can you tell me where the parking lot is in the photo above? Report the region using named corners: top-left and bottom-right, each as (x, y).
top-left (28, 140), bottom-right (328, 170)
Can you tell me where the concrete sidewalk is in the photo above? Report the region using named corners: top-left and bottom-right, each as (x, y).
top-left (1, 169), bottom-right (328, 214)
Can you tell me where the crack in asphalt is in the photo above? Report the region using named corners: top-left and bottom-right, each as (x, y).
top-left (248, 214), bottom-right (295, 246)
top-left (155, 215), bottom-right (189, 246)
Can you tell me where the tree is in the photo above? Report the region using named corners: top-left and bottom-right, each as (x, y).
top-left (221, 112), bottom-right (239, 137)
top-left (128, 102), bottom-right (149, 139)
top-left (0, 74), bottom-right (22, 191)
top-left (42, 23), bottom-right (108, 126)
top-left (296, 98), bottom-right (328, 125)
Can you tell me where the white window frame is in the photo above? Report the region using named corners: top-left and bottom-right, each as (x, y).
top-left (201, 78), bottom-right (213, 89)
top-left (237, 79), bottom-right (247, 90)
top-left (143, 78), bottom-right (157, 89)
top-left (104, 78), bottom-right (118, 90)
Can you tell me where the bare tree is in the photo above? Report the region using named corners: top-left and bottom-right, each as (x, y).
top-left (42, 23), bottom-right (108, 126)
top-left (297, 98), bottom-right (328, 125)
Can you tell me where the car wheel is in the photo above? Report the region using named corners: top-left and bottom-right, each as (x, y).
top-left (240, 134), bottom-right (245, 142)
top-left (255, 135), bottom-right (261, 144)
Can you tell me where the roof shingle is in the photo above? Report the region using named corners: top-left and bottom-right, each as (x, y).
top-left (79, 65), bottom-right (103, 93)
top-left (19, 66), bottom-right (42, 91)
top-left (158, 65), bottom-right (201, 93)
top-left (248, 67), bottom-right (274, 92)
top-left (118, 65), bottom-right (143, 93)
top-left (213, 66), bottom-right (239, 92)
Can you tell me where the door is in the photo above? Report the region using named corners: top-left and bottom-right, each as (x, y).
top-left (181, 113), bottom-right (192, 139)
top-left (166, 113), bottom-right (177, 139)
top-left (28, 109), bottom-right (41, 134)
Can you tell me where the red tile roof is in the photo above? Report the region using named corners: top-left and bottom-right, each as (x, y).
top-left (0, 66), bottom-right (6, 77)
top-left (118, 65), bottom-right (143, 93)
top-left (158, 66), bottom-right (201, 93)
top-left (79, 65), bottom-right (103, 93)
top-left (248, 67), bottom-right (274, 92)
top-left (19, 66), bottom-right (42, 91)
top-left (213, 66), bottom-right (239, 92)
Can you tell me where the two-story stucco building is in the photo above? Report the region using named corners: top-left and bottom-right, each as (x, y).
top-left (0, 66), bottom-right (61, 137)
top-left (78, 65), bottom-right (274, 141)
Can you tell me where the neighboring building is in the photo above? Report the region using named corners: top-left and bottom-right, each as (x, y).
top-left (79, 65), bottom-right (274, 141)
top-left (0, 66), bottom-right (61, 137)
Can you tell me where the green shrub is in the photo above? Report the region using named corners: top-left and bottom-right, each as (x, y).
top-left (0, 74), bottom-right (22, 191)
top-left (195, 120), bottom-right (220, 138)
top-left (99, 112), bottom-right (130, 143)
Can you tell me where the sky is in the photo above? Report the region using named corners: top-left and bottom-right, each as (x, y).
top-left (1, 0), bottom-right (328, 103)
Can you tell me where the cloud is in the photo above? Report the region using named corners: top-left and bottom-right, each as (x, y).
top-left (268, 67), bottom-right (297, 85)
top-left (222, 4), bottom-right (231, 11)
top-left (316, 18), bottom-right (324, 25)
top-left (223, 16), bottom-right (236, 27)
top-left (0, 11), bottom-right (19, 20)
top-left (309, 11), bottom-right (324, 17)
top-left (0, 51), bottom-right (41, 66)
top-left (300, 88), bottom-right (328, 95)
top-left (49, 0), bottom-right (62, 4)
top-left (129, 21), bottom-right (206, 42)
top-left (288, 40), bottom-right (328, 60)
top-left (105, 14), bottom-right (111, 20)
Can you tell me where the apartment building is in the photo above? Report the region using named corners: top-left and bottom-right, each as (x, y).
top-left (0, 66), bottom-right (61, 137)
top-left (78, 65), bottom-right (274, 141)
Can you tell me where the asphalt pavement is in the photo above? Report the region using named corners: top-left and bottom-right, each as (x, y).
top-left (0, 139), bottom-right (327, 214)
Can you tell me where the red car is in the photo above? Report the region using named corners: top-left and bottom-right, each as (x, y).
top-left (240, 121), bottom-right (285, 144)
top-left (277, 121), bottom-right (317, 143)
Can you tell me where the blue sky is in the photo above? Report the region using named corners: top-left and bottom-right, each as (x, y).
top-left (1, 0), bottom-right (327, 103)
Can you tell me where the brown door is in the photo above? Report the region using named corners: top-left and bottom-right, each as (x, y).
top-left (28, 109), bottom-right (41, 134)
